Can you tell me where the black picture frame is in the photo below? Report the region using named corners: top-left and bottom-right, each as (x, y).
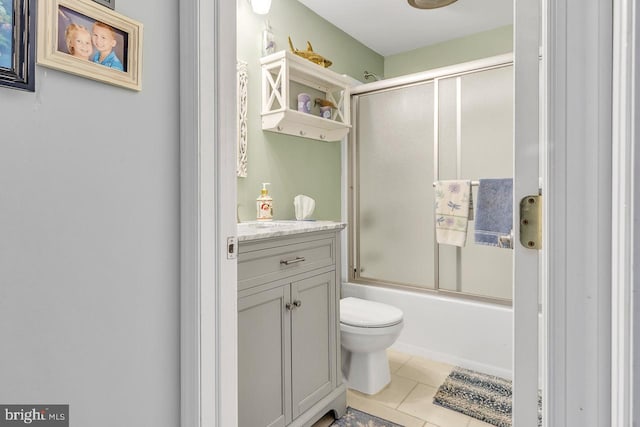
top-left (91, 0), bottom-right (114, 10)
top-left (0, 0), bottom-right (35, 91)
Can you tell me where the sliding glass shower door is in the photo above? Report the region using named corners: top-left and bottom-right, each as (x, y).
top-left (350, 58), bottom-right (514, 303)
top-left (353, 82), bottom-right (436, 289)
top-left (437, 66), bottom-right (514, 300)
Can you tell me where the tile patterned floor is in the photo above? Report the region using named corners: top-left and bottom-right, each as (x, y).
top-left (313, 349), bottom-right (496, 427)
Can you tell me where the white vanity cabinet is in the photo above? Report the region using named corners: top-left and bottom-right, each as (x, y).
top-left (237, 226), bottom-right (346, 427)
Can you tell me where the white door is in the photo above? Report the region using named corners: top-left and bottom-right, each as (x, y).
top-left (512, 0), bottom-right (542, 425)
top-left (179, 0), bottom-right (238, 426)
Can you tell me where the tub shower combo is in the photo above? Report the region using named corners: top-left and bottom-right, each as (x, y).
top-left (343, 55), bottom-right (515, 381)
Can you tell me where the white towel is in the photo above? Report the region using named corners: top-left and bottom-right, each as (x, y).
top-left (434, 180), bottom-right (472, 247)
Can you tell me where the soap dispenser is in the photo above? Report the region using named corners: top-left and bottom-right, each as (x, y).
top-left (256, 182), bottom-right (273, 221)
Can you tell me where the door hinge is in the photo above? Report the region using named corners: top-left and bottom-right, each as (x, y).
top-left (519, 195), bottom-right (542, 249)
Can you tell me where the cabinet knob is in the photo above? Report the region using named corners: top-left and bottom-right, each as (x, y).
top-left (285, 301), bottom-right (301, 310)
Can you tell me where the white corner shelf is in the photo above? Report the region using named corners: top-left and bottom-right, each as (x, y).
top-left (260, 50), bottom-right (352, 142)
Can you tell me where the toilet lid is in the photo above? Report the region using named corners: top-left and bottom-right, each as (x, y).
top-left (340, 297), bottom-right (403, 328)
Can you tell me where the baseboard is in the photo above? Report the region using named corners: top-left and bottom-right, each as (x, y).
top-left (391, 341), bottom-right (513, 380)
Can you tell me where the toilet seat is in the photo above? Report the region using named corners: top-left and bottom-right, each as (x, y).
top-left (340, 297), bottom-right (403, 328)
top-left (340, 321), bottom-right (404, 337)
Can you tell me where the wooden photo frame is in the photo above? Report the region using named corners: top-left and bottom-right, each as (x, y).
top-left (37, 0), bottom-right (143, 91)
top-left (0, 0), bottom-right (36, 91)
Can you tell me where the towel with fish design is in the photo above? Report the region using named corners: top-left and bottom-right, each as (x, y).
top-left (434, 180), bottom-right (472, 247)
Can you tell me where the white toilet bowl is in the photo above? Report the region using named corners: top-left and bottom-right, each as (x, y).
top-left (340, 297), bottom-right (404, 395)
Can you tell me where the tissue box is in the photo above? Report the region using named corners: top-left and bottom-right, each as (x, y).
top-left (294, 195), bottom-right (315, 220)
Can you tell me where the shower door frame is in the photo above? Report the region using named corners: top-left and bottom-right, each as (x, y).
top-left (348, 54), bottom-right (515, 306)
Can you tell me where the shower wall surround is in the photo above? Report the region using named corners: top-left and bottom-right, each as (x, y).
top-left (351, 55), bottom-right (514, 303)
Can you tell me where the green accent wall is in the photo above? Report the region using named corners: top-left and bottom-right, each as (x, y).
top-left (384, 25), bottom-right (513, 78)
top-left (237, 0), bottom-right (383, 222)
top-left (237, 2), bottom-right (512, 222)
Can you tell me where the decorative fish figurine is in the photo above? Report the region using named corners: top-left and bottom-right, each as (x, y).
top-left (314, 98), bottom-right (337, 108)
top-left (288, 36), bottom-right (333, 68)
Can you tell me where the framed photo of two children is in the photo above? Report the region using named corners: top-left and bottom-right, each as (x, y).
top-left (37, 0), bottom-right (143, 91)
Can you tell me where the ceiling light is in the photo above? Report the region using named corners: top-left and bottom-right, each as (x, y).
top-left (250, 0), bottom-right (272, 14)
top-left (408, 0), bottom-right (458, 9)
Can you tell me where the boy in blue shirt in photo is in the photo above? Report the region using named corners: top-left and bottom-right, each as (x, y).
top-left (91, 21), bottom-right (123, 71)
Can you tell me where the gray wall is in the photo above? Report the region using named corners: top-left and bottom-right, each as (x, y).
top-left (0, 1), bottom-right (180, 426)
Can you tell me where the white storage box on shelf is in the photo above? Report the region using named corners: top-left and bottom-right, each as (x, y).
top-left (260, 50), bottom-right (352, 142)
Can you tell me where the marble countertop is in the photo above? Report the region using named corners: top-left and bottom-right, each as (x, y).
top-left (237, 220), bottom-right (346, 242)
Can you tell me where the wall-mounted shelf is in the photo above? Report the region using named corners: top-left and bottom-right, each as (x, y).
top-left (260, 50), bottom-right (352, 142)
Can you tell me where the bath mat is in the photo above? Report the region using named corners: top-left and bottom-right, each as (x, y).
top-left (433, 367), bottom-right (541, 427)
top-left (330, 407), bottom-right (403, 427)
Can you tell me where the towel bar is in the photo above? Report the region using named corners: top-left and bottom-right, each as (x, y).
top-left (432, 180), bottom-right (480, 187)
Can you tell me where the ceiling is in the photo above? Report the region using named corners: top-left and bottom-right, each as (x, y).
top-left (297, 0), bottom-right (513, 57)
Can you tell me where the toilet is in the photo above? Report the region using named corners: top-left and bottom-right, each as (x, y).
top-left (340, 297), bottom-right (404, 395)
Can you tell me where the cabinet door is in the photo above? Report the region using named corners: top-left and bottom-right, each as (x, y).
top-left (238, 286), bottom-right (291, 427)
top-left (290, 271), bottom-right (336, 419)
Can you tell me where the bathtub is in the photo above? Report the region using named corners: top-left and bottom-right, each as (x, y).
top-left (341, 282), bottom-right (513, 379)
